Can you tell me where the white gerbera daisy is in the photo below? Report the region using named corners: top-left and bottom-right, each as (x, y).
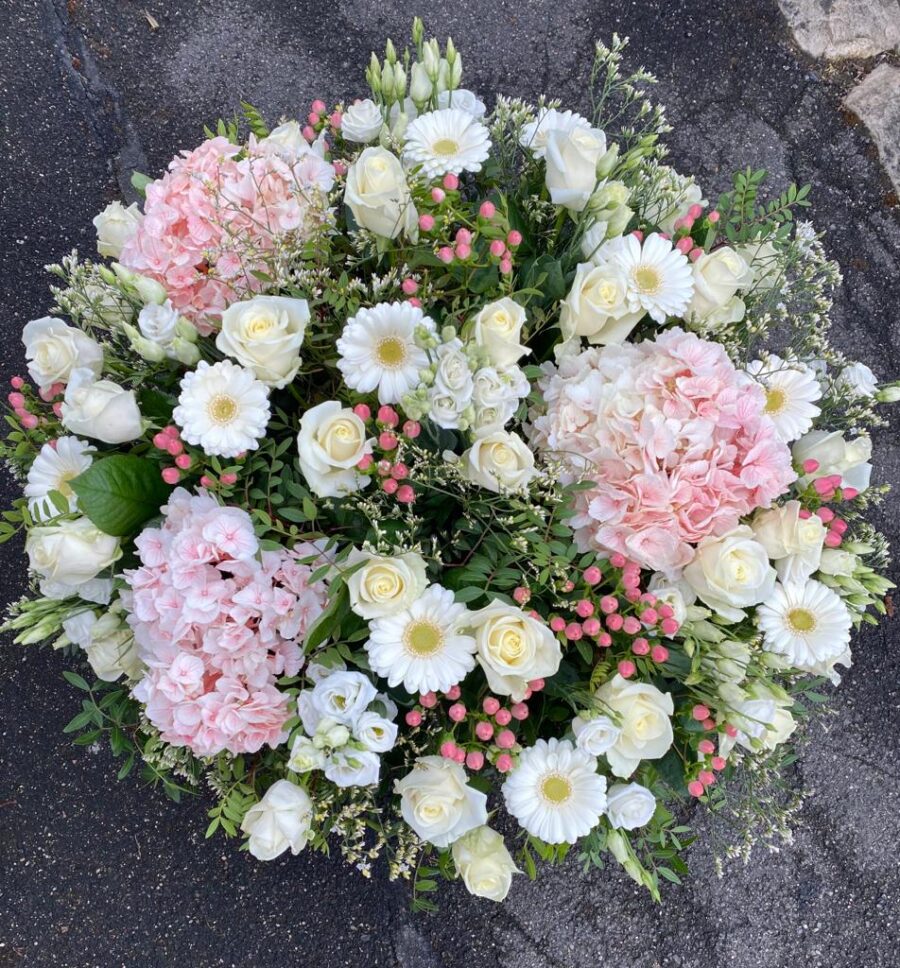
top-left (365, 584), bottom-right (477, 695)
top-left (603, 233), bottom-right (694, 323)
top-left (24, 437), bottom-right (94, 521)
top-left (519, 108), bottom-right (591, 158)
top-left (502, 738), bottom-right (607, 844)
top-left (403, 108), bottom-right (491, 179)
top-left (757, 580), bottom-right (851, 672)
top-left (747, 355), bottom-right (822, 442)
top-left (173, 359), bottom-right (270, 458)
top-left (337, 302), bottom-right (436, 405)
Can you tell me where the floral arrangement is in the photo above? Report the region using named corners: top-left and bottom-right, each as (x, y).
top-left (5, 23), bottom-right (897, 906)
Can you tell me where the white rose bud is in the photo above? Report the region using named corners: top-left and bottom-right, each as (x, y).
top-left (26, 517), bottom-right (121, 597)
top-left (345, 147), bottom-right (418, 240)
top-left (817, 548), bottom-right (858, 577)
top-left (595, 674), bottom-right (674, 778)
top-left (461, 431), bottom-right (536, 493)
top-left (341, 98), bottom-right (385, 143)
top-left (752, 500), bottom-right (826, 584)
top-left (296, 401), bottom-right (373, 498)
top-left (346, 549), bottom-right (428, 620)
top-left (687, 247), bottom-right (754, 320)
top-left (240, 780), bottom-right (314, 861)
top-left (22, 317), bottom-right (103, 391)
top-left (92, 201), bottom-right (143, 258)
top-left (410, 62), bottom-right (433, 106)
top-left (471, 298), bottom-right (530, 367)
top-left (61, 368), bottom-right (143, 444)
top-left (62, 608), bottom-right (141, 682)
top-left (839, 362), bottom-right (878, 398)
top-left (559, 262), bottom-right (644, 345)
top-left (451, 826), bottom-right (520, 902)
top-left (544, 125), bottom-right (607, 212)
top-left (606, 782), bottom-right (656, 830)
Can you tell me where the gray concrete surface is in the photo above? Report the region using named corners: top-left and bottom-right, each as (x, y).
top-left (1, 2), bottom-right (899, 966)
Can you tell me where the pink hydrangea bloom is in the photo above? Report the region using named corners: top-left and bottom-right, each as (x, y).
top-left (120, 136), bottom-right (334, 333)
top-left (123, 488), bottom-right (329, 757)
top-left (531, 329), bottom-right (796, 572)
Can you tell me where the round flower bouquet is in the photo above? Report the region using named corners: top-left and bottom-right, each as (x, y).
top-left (4, 23), bottom-right (896, 906)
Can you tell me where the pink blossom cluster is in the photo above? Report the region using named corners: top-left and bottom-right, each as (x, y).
top-left (120, 135), bottom-right (334, 333)
top-left (124, 489), bottom-right (328, 757)
top-left (531, 329), bottom-right (796, 572)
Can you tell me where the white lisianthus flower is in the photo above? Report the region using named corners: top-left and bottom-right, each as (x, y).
top-left (310, 670), bottom-right (378, 727)
top-left (61, 368), bottom-right (143, 444)
top-left (746, 354), bottom-right (822, 442)
top-left (26, 517), bottom-right (121, 599)
top-left (92, 200), bottom-right (143, 258)
top-left (23, 317), bottom-right (103, 391)
top-left (469, 599), bottom-right (562, 702)
top-left (461, 431), bottom-right (536, 493)
top-left (62, 608), bottom-right (141, 682)
top-left (687, 247), bottom-right (754, 321)
top-left (340, 98), bottom-right (384, 143)
top-left (606, 782), bottom-right (656, 830)
top-left (173, 360), bottom-right (269, 458)
top-left (544, 125), bottom-right (607, 212)
top-left (394, 755), bottom-right (488, 848)
top-left (137, 300), bottom-right (179, 349)
top-left (437, 88), bottom-right (487, 118)
top-left (503, 738), bottom-right (607, 844)
top-left (683, 526), bottom-right (777, 623)
top-left (296, 401), bottom-right (373, 498)
top-left (559, 261), bottom-right (644, 345)
top-left (259, 120), bottom-right (308, 161)
top-left (470, 365), bottom-right (528, 435)
top-left (216, 295), bottom-right (310, 388)
top-left (451, 826), bottom-right (520, 902)
top-left (344, 147), bottom-right (418, 240)
top-left (595, 674), bottom-right (674, 778)
top-left (471, 298), bottom-right (530, 367)
top-left (428, 338), bottom-right (474, 429)
top-left (839, 361), bottom-right (878, 398)
top-left (571, 712), bottom-right (621, 756)
top-left (403, 108), bottom-right (491, 179)
top-left (346, 549), bottom-right (428, 620)
top-left (353, 710), bottom-right (398, 753)
top-left (111, 262), bottom-right (167, 305)
top-left (312, 716), bottom-right (350, 749)
top-left (24, 437), bottom-right (94, 521)
top-left (324, 747), bottom-right (382, 787)
top-left (240, 780), bottom-right (314, 861)
top-left (817, 547), bottom-right (858, 577)
top-left (792, 430), bottom-right (872, 494)
top-left (520, 107), bottom-right (591, 158)
top-left (752, 501), bottom-right (826, 583)
top-left (287, 735), bottom-right (327, 774)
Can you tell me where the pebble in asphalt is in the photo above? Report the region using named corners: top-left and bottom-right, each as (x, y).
top-left (1, 1), bottom-right (899, 966)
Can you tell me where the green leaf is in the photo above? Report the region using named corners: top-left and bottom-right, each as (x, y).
top-left (131, 171), bottom-right (152, 197)
top-left (70, 455), bottom-right (172, 537)
top-left (63, 670), bottom-right (91, 691)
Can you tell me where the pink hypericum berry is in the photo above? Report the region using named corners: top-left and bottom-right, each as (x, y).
top-left (842, 487), bottom-right (859, 500)
top-left (420, 692), bottom-right (438, 708)
top-left (708, 210), bottom-right (720, 223)
top-left (440, 740), bottom-right (457, 759)
top-left (658, 603), bottom-right (674, 620)
top-left (308, 111), bottom-right (320, 125)
top-left (816, 506), bottom-right (835, 523)
top-left (220, 473), bottom-right (238, 485)
top-left (651, 644), bottom-right (669, 664)
top-left (690, 246), bottom-right (704, 262)
top-left (702, 717), bottom-right (716, 731)
top-left (528, 678), bottom-right (545, 692)
top-left (20, 413), bottom-right (38, 430)
top-left (813, 478), bottom-right (835, 497)
top-left (606, 613), bottom-right (624, 632)
top-left (609, 552), bottom-right (627, 568)
top-left (396, 484), bottom-right (415, 504)
top-left (10, 376), bottom-right (24, 389)
top-left (174, 454), bottom-right (192, 470)
top-left (583, 617), bottom-right (601, 637)
top-left (687, 203), bottom-right (704, 220)
top-left (52, 402), bottom-right (63, 417)
top-left (453, 747), bottom-right (466, 764)
top-left (699, 770), bottom-right (716, 786)
top-left (676, 236), bottom-right (694, 255)
top-left (622, 616), bottom-right (641, 635)
top-left (802, 458), bottom-right (819, 474)
top-left (565, 622), bottom-right (583, 641)
top-left (455, 228), bottom-right (472, 245)
top-left (692, 704), bottom-right (710, 722)
top-left (164, 425), bottom-right (180, 438)
top-left (632, 637), bottom-right (650, 656)
top-left (507, 230), bottom-right (522, 247)
top-left (600, 595), bottom-right (619, 614)
top-left (832, 518), bottom-right (848, 534)
top-left (513, 586), bottom-right (531, 605)
top-left (494, 708), bottom-right (512, 727)
top-left (475, 720), bottom-right (494, 741)
top-left (333, 159), bottom-right (347, 176)
top-left (724, 724), bottom-right (738, 738)
top-left (483, 697), bottom-right (500, 715)
top-left (499, 258), bottom-right (513, 275)
top-left (377, 404), bottom-right (398, 426)
top-left (583, 565), bottom-right (602, 585)
top-left (401, 278), bottom-right (419, 295)
top-left (302, 125), bottom-right (316, 141)
top-left (311, 99), bottom-right (327, 114)
top-left (390, 463), bottom-right (409, 480)
top-left (496, 729), bottom-right (516, 749)
top-left (455, 242), bottom-right (472, 260)
top-left (445, 684), bottom-right (461, 701)
top-left (405, 710), bottom-right (423, 727)
top-left (511, 703), bottom-right (529, 721)
top-left (153, 432), bottom-right (169, 450)
top-left (495, 753), bottom-right (514, 773)
top-left (448, 703), bottom-right (467, 723)
top-left (7, 392), bottom-right (24, 408)
top-left (712, 756), bottom-right (727, 771)
top-left (640, 592), bottom-right (657, 605)
top-left (161, 467), bottom-right (181, 485)
top-left (824, 531), bottom-right (843, 547)
top-left (624, 588), bottom-right (641, 603)
top-left (575, 599), bottom-right (595, 618)
top-left (402, 420), bottom-right (421, 439)
top-left (166, 438), bottom-right (184, 456)
top-left (489, 238), bottom-right (506, 258)
top-left (430, 187), bottom-right (446, 204)
top-left (353, 403), bottom-right (371, 421)
top-left (688, 780), bottom-right (705, 798)
top-left (382, 478), bottom-right (399, 495)
top-left (199, 475), bottom-right (216, 488)
top-left (356, 454), bottom-right (374, 471)
top-left (640, 608), bottom-right (658, 625)
top-left (379, 431), bottom-right (398, 450)
top-left (597, 632), bottom-right (612, 648)
top-left (549, 616), bottom-right (566, 633)
top-left (698, 739), bottom-right (716, 755)
top-left (617, 660), bottom-right (636, 678)
top-left (438, 246), bottom-right (454, 264)
top-left (631, 230), bottom-right (644, 242)
top-left (419, 213), bottom-right (436, 232)
top-left (562, 580), bottom-right (575, 593)
top-left (522, 687), bottom-right (533, 701)
top-left (466, 750), bottom-right (485, 771)
top-left (479, 200), bottom-right (496, 218)
top-left (661, 618), bottom-right (680, 636)
top-left (442, 173), bottom-right (459, 191)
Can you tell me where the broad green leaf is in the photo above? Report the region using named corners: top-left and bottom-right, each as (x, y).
top-left (70, 455), bottom-right (172, 537)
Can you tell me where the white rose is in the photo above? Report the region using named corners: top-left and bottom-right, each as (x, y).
top-left (683, 526), bottom-right (777, 623)
top-left (596, 674), bottom-right (674, 778)
top-left (544, 125), bottom-right (607, 212)
top-left (688, 247), bottom-right (754, 320)
top-left (606, 782), bottom-right (657, 830)
top-left (341, 98), bottom-right (384, 143)
top-left (752, 500), bottom-right (825, 584)
top-left (217, 295), bottom-right (310, 388)
top-left (61, 368), bottom-right (143, 444)
top-left (394, 755), bottom-right (488, 847)
top-left (461, 431), bottom-right (536, 493)
top-left (437, 88), bottom-right (487, 118)
top-left (92, 201), bottom-right (143, 258)
top-left (559, 262), bottom-right (643, 345)
top-left (324, 747), bottom-right (381, 787)
top-left (22, 317), bottom-right (103, 391)
top-left (470, 599), bottom-right (562, 701)
top-left (345, 147), bottom-right (418, 239)
top-left (287, 735), bottom-right (327, 773)
top-left (353, 710), bottom-right (398, 753)
top-left (62, 609), bottom-right (141, 682)
top-left (346, 549), bottom-right (428, 619)
top-left (839, 362), bottom-right (878, 398)
top-left (240, 780), bottom-right (313, 861)
top-left (26, 517), bottom-right (121, 598)
top-left (817, 548), bottom-right (858, 577)
top-left (571, 712), bottom-right (621, 756)
top-left (451, 825), bottom-right (520, 902)
top-left (260, 121), bottom-right (308, 161)
top-left (691, 294), bottom-right (746, 331)
top-left (792, 430), bottom-right (872, 494)
top-left (472, 299), bottom-right (530, 367)
top-left (310, 670), bottom-right (377, 726)
top-left (428, 339), bottom-right (475, 429)
top-left (297, 401), bottom-right (373, 498)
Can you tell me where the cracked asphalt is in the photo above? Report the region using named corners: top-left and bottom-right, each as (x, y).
top-left (1, 1), bottom-right (899, 966)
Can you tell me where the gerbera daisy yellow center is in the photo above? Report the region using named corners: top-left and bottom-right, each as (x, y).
top-left (786, 607), bottom-right (817, 633)
top-left (208, 394), bottom-right (239, 424)
top-left (375, 336), bottom-right (408, 369)
top-left (540, 774), bottom-right (573, 805)
top-left (404, 620), bottom-right (444, 657)
top-left (432, 138), bottom-right (459, 156)
top-left (764, 387), bottom-right (787, 415)
top-left (55, 470), bottom-right (78, 499)
top-left (633, 265), bottom-right (662, 295)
